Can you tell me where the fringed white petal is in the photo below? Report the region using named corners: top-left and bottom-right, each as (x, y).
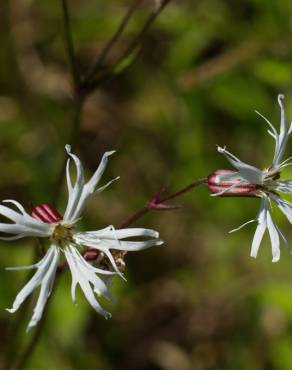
top-left (266, 211), bottom-right (280, 262)
top-left (74, 227), bottom-right (163, 252)
top-left (63, 144), bottom-right (85, 222)
top-left (250, 222), bottom-right (266, 259)
top-left (257, 94), bottom-right (291, 168)
top-left (6, 245), bottom-right (59, 331)
top-left (26, 247), bottom-right (60, 331)
top-left (79, 226), bottom-right (160, 240)
top-left (63, 145), bottom-right (117, 223)
top-left (73, 227), bottom-right (162, 280)
top-left (86, 238), bottom-right (164, 251)
top-left (250, 199), bottom-right (267, 259)
top-left (272, 94), bottom-right (289, 167)
top-left (249, 197), bottom-right (282, 262)
top-left (69, 246), bottom-right (114, 300)
top-left (0, 201), bottom-right (52, 239)
top-left (64, 245), bottom-right (112, 318)
top-left (270, 193), bottom-right (292, 224)
top-left (274, 180), bottom-right (292, 195)
top-left (217, 146), bottom-right (263, 185)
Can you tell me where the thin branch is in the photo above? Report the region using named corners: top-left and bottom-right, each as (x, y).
top-left (118, 178), bottom-right (206, 228)
top-left (158, 179), bottom-right (207, 203)
top-left (61, 0), bottom-right (80, 89)
top-left (85, 0), bottom-right (172, 93)
top-left (118, 206), bottom-right (149, 229)
top-left (85, 0), bottom-right (144, 84)
top-left (117, 0), bottom-right (171, 64)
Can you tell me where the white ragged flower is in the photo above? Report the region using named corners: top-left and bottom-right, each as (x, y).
top-left (207, 94), bottom-right (292, 262)
top-left (4, 145), bottom-right (163, 331)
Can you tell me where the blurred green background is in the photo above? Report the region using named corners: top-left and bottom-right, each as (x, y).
top-left (2, 0), bottom-right (292, 369)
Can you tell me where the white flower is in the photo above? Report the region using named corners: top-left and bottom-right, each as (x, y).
top-left (213, 94), bottom-right (292, 262)
top-left (4, 145), bottom-right (163, 331)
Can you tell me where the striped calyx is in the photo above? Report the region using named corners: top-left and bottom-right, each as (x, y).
top-left (207, 169), bottom-right (258, 197)
top-left (31, 204), bottom-right (62, 223)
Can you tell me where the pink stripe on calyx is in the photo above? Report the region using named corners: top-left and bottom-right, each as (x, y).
top-left (31, 204), bottom-right (62, 223)
top-left (207, 169), bottom-right (258, 197)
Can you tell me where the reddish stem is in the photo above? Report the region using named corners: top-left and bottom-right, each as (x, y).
top-left (115, 178), bottom-right (207, 228)
top-left (117, 206), bottom-right (149, 229)
top-left (156, 179), bottom-right (207, 204)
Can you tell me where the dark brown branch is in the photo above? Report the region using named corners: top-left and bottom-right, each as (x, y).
top-left (84, 0), bottom-right (172, 93)
top-left (117, 0), bottom-right (171, 64)
top-left (85, 0), bottom-right (144, 84)
top-left (61, 0), bottom-right (80, 89)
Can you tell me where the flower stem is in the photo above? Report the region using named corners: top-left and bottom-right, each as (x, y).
top-left (117, 0), bottom-right (172, 64)
top-left (84, 0), bottom-right (173, 93)
top-left (85, 0), bottom-right (144, 84)
top-left (158, 179), bottom-right (207, 203)
top-left (61, 0), bottom-right (80, 88)
top-left (118, 206), bottom-right (149, 229)
top-left (118, 178), bottom-right (206, 229)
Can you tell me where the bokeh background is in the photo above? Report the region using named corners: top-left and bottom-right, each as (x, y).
top-left (2, 0), bottom-right (292, 369)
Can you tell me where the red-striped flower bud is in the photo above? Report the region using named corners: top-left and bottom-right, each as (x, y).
top-left (207, 169), bottom-right (258, 197)
top-left (31, 204), bottom-right (62, 223)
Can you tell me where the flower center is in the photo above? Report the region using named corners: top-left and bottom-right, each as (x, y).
top-left (32, 203), bottom-right (73, 247)
top-left (51, 223), bottom-right (73, 245)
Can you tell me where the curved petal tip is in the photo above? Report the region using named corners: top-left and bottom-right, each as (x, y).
top-left (6, 307), bottom-right (16, 314)
top-left (216, 145), bottom-right (225, 154)
top-left (272, 255), bottom-right (280, 263)
top-left (278, 94), bottom-right (285, 106)
top-left (65, 144), bottom-right (72, 154)
top-left (105, 150), bottom-right (116, 157)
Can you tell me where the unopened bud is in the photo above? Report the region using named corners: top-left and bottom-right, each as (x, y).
top-left (207, 169), bottom-right (258, 197)
top-left (31, 204), bottom-right (62, 223)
